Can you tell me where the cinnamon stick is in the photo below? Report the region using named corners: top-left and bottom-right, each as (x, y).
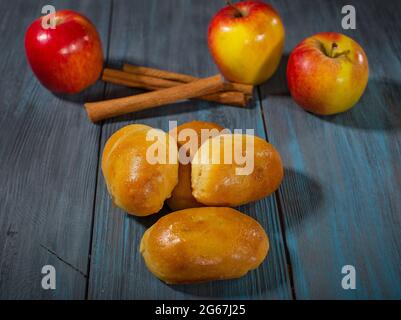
top-left (85, 74), bottom-right (225, 122)
top-left (104, 68), bottom-right (180, 90)
top-left (123, 63), bottom-right (254, 95)
top-left (102, 68), bottom-right (250, 107)
top-left (122, 64), bottom-right (197, 83)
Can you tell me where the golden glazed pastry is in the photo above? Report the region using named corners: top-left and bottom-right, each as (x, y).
top-left (191, 134), bottom-right (283, 206)
top-left (166, 121), bottom-right (224, 211)
top-left (140, 207), bottom-right (269, 284)
top-left (102, 124), bottom-right (178, 216)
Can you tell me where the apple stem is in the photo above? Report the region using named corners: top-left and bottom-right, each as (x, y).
top-left (226, 0), bottom-right (243, 17)
top-left (330, 42), bottom-right (350, 58)
top-left (330, 42), bottom-right (338, 58)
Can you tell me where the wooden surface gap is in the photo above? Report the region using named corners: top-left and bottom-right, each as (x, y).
top-left (84, 0), bottom-right (115, 300)
top-left (256, 85), bottom-right (297, 300)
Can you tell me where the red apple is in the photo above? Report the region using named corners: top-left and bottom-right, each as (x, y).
top-left (287, 32), bottom-right (369, 115)
top-left (208, 1), bottom-right (285, 85)
top-left (25, 10), bottom-right (103, 94)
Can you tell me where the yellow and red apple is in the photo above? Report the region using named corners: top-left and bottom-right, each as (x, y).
top-left (287, 32), bottom-right (369, 115)
top-left (25, 10), bottom-right (103, 94)
top-left (208, 1), bottom-right (285, 85)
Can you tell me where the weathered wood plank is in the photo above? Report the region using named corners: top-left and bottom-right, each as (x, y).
top-left (88, 0), bottom-right (292, 299)
top-left (0, 0), bottom-right (111, 299)
top-left (260, 0), bottom-right (401, 299)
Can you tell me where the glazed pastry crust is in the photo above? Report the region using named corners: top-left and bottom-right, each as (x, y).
top-left (191, 134), bottom-right (283, 206)
top-left (102, 124), bottom-right (178, 216)
top-left (167, 121), bottom-right (224, 211)
top-left (140, 207), bottom-right (269, 284)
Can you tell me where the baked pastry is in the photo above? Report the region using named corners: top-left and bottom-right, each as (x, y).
top-left (140, 207), bottom-right (269, 284)
top-left (102, 124), bottom-right (178, 216)
top-left (191, 134), bottom-right (283, 206)
top-left (166, 121), bottom-right (224, 211)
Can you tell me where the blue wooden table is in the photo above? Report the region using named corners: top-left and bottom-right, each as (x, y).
top-left (0, 0), bottom-right (400, 300)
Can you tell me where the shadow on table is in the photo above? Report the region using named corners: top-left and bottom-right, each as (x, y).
top-left (316, 78), bottom-right (401, 132)
top-left (259, 53), bottom-right (290, 98)
top-left (277, 168), bottom-right (323, 230)
top-left (130, 204), bottom-right (171, 229)
top-left (55, 83), bottom-right (225, 122)
top-left (170, 262), bottom-right (287, 299)
top-left (106, 101), bottom-right (232, 124)
top-left (256, 51), bottom-right (401, 132)
top-left (53, 59), bottom-right (132, 104)
top-left (100, 94), bottom-right (258, 124)
top-left (53, 81), bottom-right (108, 104)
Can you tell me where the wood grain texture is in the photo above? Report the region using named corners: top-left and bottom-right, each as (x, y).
top-left (0, 0), bottom-right (111, 299)
top-left (259, 0), bottom-right (401, 299)
top-left (87, 0), bottom-right (292, 300)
